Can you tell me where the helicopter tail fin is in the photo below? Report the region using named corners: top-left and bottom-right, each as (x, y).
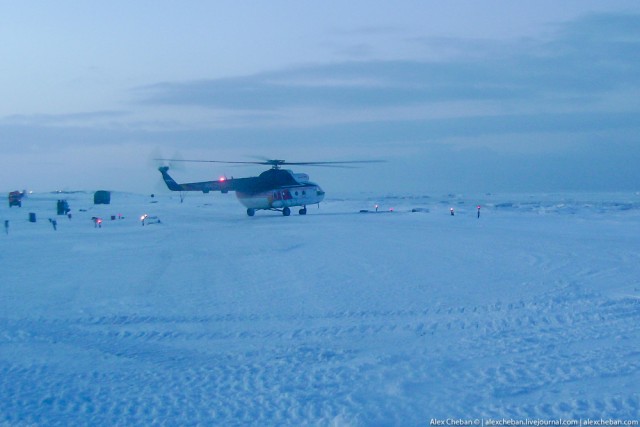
top-left (158, 166), bottom-right (183, 191)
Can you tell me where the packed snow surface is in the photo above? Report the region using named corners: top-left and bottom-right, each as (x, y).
top-left (1, 191), bottom-right (639, 425)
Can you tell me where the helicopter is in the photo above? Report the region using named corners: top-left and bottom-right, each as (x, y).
top-left (157, 158), bottom-right (380, 216)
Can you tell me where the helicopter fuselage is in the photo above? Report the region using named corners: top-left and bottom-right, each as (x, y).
top-left (236, 184), bottom-right (325, 210)
top-left (159, 166), bottom-right (325, 216)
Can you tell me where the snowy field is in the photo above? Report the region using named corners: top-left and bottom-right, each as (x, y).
top-left (1, 190), bottom-right (639, 426)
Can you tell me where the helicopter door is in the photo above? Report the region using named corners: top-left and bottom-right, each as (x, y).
top-left (271, 190), bottom-right (292, 208)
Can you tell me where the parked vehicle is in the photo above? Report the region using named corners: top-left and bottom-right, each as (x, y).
top-left (8, 191), bottom-right (24, 207)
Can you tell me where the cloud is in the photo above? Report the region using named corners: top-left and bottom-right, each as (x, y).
top-left (134, 12), bottom-right (640, 116)
top-left (134, 60), bottom-right (524, 110)
top-left (1, 111), bottom-right (129, 127)
top-left (558, 12), bottom-right (640, 43)
top-left (3, 12), bottom-right (639, 193)
top-left (9, 12), bottom-right (640, 148)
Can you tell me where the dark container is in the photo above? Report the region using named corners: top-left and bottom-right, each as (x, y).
top-left (94, 191), bottom-right (111, 205)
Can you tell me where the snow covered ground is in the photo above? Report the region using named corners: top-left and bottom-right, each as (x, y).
top-left (1, 190), bottom-right (639, 425)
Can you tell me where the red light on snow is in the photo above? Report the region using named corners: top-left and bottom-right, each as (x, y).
top-left (219, 176), bottom-right (226, 182)
top-left (477, 205), bottom-right (481, 209)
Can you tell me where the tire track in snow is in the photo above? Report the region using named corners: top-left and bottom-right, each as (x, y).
top-left (1, 285), bottom-right (639, 424)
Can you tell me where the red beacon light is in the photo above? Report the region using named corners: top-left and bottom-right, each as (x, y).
top-left (218, 176), bottom-right (226, 182)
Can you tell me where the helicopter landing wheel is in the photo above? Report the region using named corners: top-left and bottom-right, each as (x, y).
top-left (299, 207), bottom-right (307, 215)
top-left (283, 207), bottom-right (291, 216)
top-left (247, 208), bottom-right (255, 217)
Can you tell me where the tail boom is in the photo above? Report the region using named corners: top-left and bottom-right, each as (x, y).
top-left (158, 166), bottom-right (240, 193)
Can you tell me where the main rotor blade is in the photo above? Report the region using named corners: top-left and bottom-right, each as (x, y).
top-left (153, 158), bottom-right (386, 167)
top-left (153, 158), bottom-right (268, 165)
top-left (282, 160), bottom-right (385, 166)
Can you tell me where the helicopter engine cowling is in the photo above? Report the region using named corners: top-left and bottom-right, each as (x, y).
top-left (293, 173), bottom-right (309, 183)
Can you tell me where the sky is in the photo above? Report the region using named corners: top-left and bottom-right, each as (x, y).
top-left (1, 1), bottom-right (639, 195)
